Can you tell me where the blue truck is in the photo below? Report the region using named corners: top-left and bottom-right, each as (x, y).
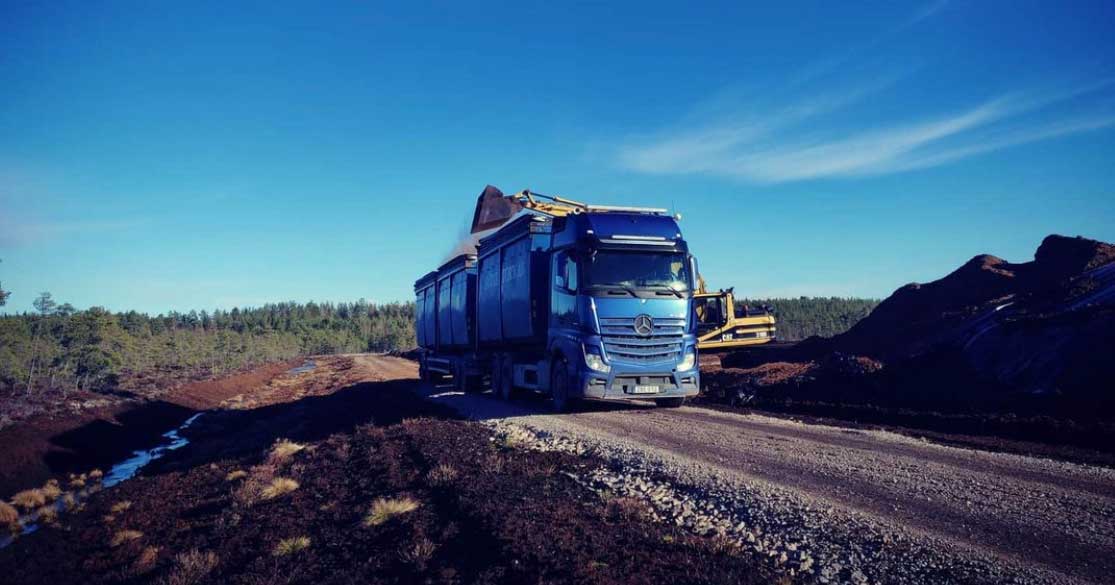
top-left (414, 187), bottom-right (699, 411)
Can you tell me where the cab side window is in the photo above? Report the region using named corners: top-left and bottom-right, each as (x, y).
top-left (564, 254), bottom-right (578, 292)
top-left (555, 252), bottom-right (578, 292)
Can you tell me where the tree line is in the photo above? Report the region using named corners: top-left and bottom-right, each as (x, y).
top-left (0, 294), bottom-right (415, 396)
top-left (737, 297), bottom-right (880, 341)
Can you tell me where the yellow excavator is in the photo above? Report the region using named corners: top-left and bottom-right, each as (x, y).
top-left (694, 279), bottom-right (778, 351)
top-left (471, 186), bottom-right (778, 351)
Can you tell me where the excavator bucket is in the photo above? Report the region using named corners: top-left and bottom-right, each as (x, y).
top-left (470, 185), bottom-right (524, 234)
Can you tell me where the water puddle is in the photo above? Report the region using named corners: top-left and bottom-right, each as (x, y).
top-left (1, 412), bottom-right (205, 549)
top-left (289, 360), bottom-right (316, 374)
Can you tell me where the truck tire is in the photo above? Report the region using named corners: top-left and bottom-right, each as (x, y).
top-left (656, 397), bottom-right (686, 408)
top-left (550, 358), bottom-right (573, 413)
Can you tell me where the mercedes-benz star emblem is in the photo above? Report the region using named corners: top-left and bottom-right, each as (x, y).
top-left (633, 314), bottom-right (654, 336)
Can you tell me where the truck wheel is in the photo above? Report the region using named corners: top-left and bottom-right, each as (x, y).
top-left (550, 359), bottom-right (573, 413)
top-left (656, 397), bottom-right (686, 408)
top-left (499, 359), bottom-right (516, 401)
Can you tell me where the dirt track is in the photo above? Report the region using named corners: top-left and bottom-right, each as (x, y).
top-left (355, 355), bottom-right (1115, 585)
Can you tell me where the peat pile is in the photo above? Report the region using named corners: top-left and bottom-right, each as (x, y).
top-left (710, 234), bottom-right (1115, 448)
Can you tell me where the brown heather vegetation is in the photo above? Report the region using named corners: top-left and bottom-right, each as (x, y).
top-left (130, 545), bottom-right (160, 576)
top-left (161, 549), bottom-right (218, 585)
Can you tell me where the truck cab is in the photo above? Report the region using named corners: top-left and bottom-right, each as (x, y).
top-left (544, 212), bottom-right (699, 409)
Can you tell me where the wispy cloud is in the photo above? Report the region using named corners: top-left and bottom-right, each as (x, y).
top-left (615, 1), bottom-right (1115, 184)
top-left (617, 79), bottom-right (1114, 183)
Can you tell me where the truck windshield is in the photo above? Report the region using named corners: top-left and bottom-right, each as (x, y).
top-left (584, 251), bottom-right (691, 291)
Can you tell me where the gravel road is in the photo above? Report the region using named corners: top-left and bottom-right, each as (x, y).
top-left (355, 355), bottom-right (1115, 585)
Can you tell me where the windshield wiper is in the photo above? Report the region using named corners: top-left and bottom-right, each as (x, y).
top-left (647, 284), bottom-right (686, 298)
top-left (589, 284), bottom-right (639, 297)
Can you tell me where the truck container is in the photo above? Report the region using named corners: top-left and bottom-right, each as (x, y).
top-left (415, 190), bottom-right (700, 411)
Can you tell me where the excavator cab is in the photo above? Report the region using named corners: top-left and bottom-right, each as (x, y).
top-left (694, 288), bottom-right (777, 351)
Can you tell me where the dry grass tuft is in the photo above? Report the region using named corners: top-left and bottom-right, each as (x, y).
top-left (61, 493), bottom-right (77, 511)
top-left (69, 474), bottom-right (86, 489)
top-left (11, 489), bottom-right (46, 511)
top-left (41, 480), bottom-right (62, 501)
top-left (225, 470), bottom-right (248, 481)
top-left (161, 549), bottom-right (218, 585)
top-left (36, 505), bottom-right (58, 524)
top-left (260, 477), bottom-right (299, 500)
top-left (364, 496), bottom-right (420, 527)
top-left (88, 468), bottom-right (104, 480)
top-left (268, 439), bottom-right (306, 462)
top-left (131, 546), bottom-right (160, 576)
top-left (426, 464), bottom-right (459, 486)
top-left (111, 500), bottom-right (133, 514)
top-left (1, 501), bottom-right (20, 527)
top-left (398, 537), bottom-right (438, 569)
top-left (272, 536), bottom-right (311, 557)
top-left (110, 529), bottom-right (144, 547)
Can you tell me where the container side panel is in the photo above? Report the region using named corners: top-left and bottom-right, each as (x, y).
top-left (478, 255), bottom-right (501, 343)
top-left (451, 271), bottom-right (468, 346)
top-left (501, 238), bottom-right (532, 340)
top-left (437, 277), bottom-right (452, 349)
top-left (423, 287), bottom-right (437, 349)
top-left (414, 290), bottom-right (426, 348)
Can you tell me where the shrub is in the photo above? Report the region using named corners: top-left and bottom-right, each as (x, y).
top-left (88, 469), bottom-right (104, 481)
top-left (111, 500), bottom-right (133, 514)
top-left (161, 549), bottom-right (218, 585)
top-left (272, 536), bottom-right (311, 557)
top-left (11, 489), bottom-right (46, 511)
top-left (61, 493), bottom-right (77, 511)
top-left (260, 477), bottom-right (299, 500)
top-left (364, 497), bottom-right (420, 527)
top-left (110, 529), bottom-right (143, 547)
top-left (225, 470), bottom-right (248, 481)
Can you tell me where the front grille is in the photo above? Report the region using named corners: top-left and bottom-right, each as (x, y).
top-left (599, 317), bottom-right (685, 363)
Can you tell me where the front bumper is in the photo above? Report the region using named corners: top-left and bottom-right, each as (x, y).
top-left (578, 366), bottom-right (700, 400)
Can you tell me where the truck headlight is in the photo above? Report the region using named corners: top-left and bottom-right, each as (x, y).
top-left (678, 347), bottom-right (696, 371)
top-left (584, 345), bottom-right (611, 373)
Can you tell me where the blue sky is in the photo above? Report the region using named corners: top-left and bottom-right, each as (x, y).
top-left (2, 1), bottom-right (1113, 314)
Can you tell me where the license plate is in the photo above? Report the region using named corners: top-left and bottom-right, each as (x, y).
top-left (632, 385), bottom-right (659, 394)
